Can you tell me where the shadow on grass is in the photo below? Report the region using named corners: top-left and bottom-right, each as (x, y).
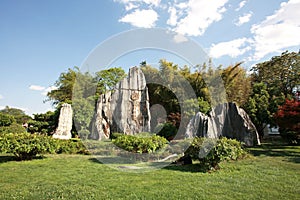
top-left (0, 154), bottom-right (45, 164)
top-left (162, 163), bottom-right (208, 173)
top-left (248, 143), bottom-right (300, 164)
top-left (88, 156), bottom-right (137, 165)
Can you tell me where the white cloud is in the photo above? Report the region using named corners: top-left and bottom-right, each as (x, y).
top-left (41, 86), bottom-right (58, 96)
top-left (173, 34), bottom-right (188, 43)
top-left (235, 0), bottom-right (247, 11)
top-left (119, 9), bottom-right (158, 28)
top-left (29, 85), bottom-right (45, 91)
top-left (29, 84), bottom-right (57, 96)
top-left (167, 6), bottom-right (177, 26)
top-left (168, 0), bottom-right (229, 36)
top-left (0, 94), bottom-right (3, 100)
top-left (115, 0), bottom-right (161, 8)
top-left (210, 38), bottom-right (252, 58)
top-left (235, 12), bottom-right (252, 26)
top-left (125, 3), bottom-right (139, 11)
top-left (250, 0), bottom-right (300, 60)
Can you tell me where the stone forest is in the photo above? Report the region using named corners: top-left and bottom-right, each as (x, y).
top-left (0, 51), bottom-right (299, 200)
top-left (53, 66), bottom-right (260, 147)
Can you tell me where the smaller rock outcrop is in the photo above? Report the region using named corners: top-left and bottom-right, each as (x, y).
top-left (53, 103), bottom-right (73, 140)
top-left (186, 102), bottom-right (260, 146)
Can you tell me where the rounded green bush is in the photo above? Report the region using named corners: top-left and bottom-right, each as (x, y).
top-left (112, 134), bottom-right (168, 154)
top-left (0, 133), bottom-right (89, 160)
top-left (185, 137), bottom-right (247, 170)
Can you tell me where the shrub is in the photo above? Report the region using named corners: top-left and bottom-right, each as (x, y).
top-left (0, 123), bottom-right (26, 134)
top-left (112, 134), bottom-right (168, 154)
top-left (55, 139), bottom-right (89, 154)
top-left (78, 129), bottom-right (90, 140)
top-left (185, 137), bottom-right (247, 170)
top-left (274, 99), bottom-right (300, 144)
top-left (0, 133), bottom-right (53, 160)
top-left (154, 122), bottom-right (177, 141)
top-left (0, 133), bottom-right (89, 160)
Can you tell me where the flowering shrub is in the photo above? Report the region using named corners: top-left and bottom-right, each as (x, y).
top-left (274, 99), bottom-right (300, 144)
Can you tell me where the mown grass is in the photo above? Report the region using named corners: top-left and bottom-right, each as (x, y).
top-left (0, 140), bottom-right (299, 200)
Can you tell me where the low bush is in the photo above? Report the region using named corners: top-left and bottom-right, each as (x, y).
top-left (0, 123), bottom-right (26, 134)
top-left (185, 137), bottom-right (247, 170)
top-left (154, 122), bottom-right (177, 141)
top-left (279, 128), bottom-right (300, 145)
top-left (0, 133), bottom-right (53, 160)
top-left (0, 133), bottom-right (89, 160)
top-left (112, 134), bottom-right (168, 154)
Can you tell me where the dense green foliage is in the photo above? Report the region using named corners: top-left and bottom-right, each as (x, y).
top-left (0, 112), bottom-right (16, 126)
top-left (252, 51), bottom-right (300, 98)
top-left (0, 106), bottom-right (31, 124)
top-left (112, 134), bottom-right (168, 153)
top-left (0, 133), bottom-right (88, 160)
top-left (47, 67), bottom-right (126, 106)
top-left (244, 82), bottom-right (273, 137)
top-left (27, 111), bottom-right (59, 134)
top-left (0, 123), bottom-right (26, 134)
top-left (246, 51), bottom-right (300, 137)
top-left (185, 137), bottom-right (247, 170)
top-left (154, 122), bottom-right (177, 141)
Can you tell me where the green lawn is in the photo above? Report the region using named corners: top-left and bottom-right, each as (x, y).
top-left (0, 141), bottom-right (299, 200)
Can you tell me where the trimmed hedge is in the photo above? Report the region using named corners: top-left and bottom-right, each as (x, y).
top-left (185, 137), bottom-right (248, 170)
top-left (0, 133), bottom-right (89, 160)
top-left (112, 133), bottom-right (168, 154)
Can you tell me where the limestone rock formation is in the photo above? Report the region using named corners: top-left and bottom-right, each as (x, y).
top-left (186, 102), bottom-right (260, 146)
top-left (53, 103), bottom-right (73, 140)
top-left (91, 67), bottom-right (151, 140)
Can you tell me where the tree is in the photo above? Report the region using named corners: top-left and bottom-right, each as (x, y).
top-left (47, 67), bottom-right (79, 105)
top-left (95, 67), bottom-right (126, 93)
top-left (221, 62), bottom-right (252, 107)
top-left (0, 106), bottom-right (31, 124)
top-left (47, 67), bottom-right (126, 105)
top-left (244, 82), bottom-right (271, 138)
top-left (274, 99), bottom-right (300, 144)
top-left (0, 113), bottom-right (16, 127)
top-left (246, 51), bottom-right (300, 138)
top-left (72, 97), bottom-right (94, 139)
top-left (27, 111), bottom-right (59, 134)
top-left (252, 51), bottom-right (300, 98)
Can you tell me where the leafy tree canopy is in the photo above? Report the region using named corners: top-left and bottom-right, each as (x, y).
top-left (0, 106), bottom-right (31, 124)
top-left (252, 50), bottom-right (300, 98)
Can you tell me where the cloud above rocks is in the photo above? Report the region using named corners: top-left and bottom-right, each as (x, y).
top-left (119, 9), bottom-right (159, 28)
top-left (235, 12), bottom-right (252, 26)
top-left (210, 38), bottom-right (252, 58)
top-left (29, 85), bottom-right (45, 91)
top-left (29, 85), bottom-right (58, 96)
top-left (250, 0), bottom-right (300, 60)
top-left (167, 0), bottom-right (228, 36)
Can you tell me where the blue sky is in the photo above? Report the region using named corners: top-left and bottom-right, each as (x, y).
top-left (0, 0), bottom-right (299, 115)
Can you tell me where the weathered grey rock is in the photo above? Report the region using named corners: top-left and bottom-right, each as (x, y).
top-left (186, 102), bottom-right (260, 146)
top-left (91, 67), bottom-right (151, 139)
top-left (53, 103), bottom-right (73, 140)
top-left (90, 92), bottom-right (112, 140)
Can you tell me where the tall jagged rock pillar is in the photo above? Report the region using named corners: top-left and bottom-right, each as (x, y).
top-left (92, 67), bottom-right (151, 139)
top-left (53, 103), bottom-right (73, 140)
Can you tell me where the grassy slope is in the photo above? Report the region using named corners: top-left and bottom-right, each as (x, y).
top-left (0, 143), bottom-right (299, 200)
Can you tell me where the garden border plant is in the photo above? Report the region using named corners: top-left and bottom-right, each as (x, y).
top-left (0, 132), bottom-right (89, 160)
